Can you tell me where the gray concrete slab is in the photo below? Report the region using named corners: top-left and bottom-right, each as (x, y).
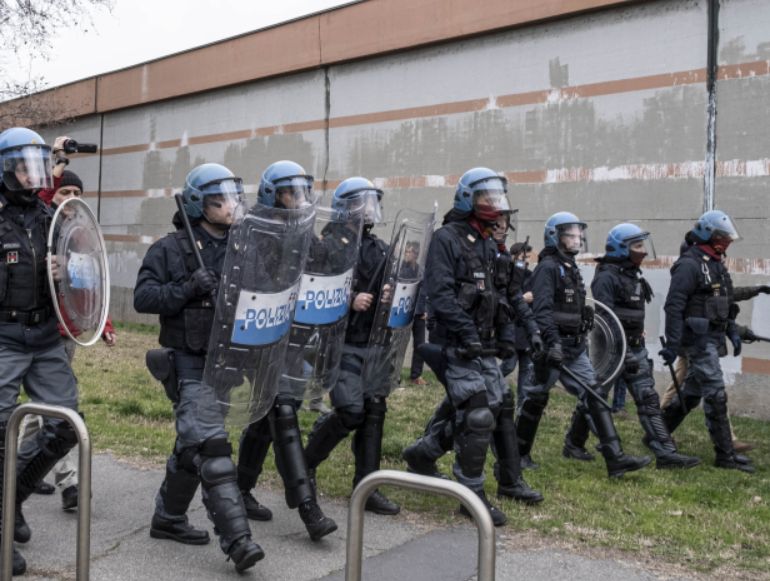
top-left (10, 454), bottom-right (699, 581)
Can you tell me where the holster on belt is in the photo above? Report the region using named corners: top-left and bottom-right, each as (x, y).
top-left (146, 348), bottom-right (179, 403)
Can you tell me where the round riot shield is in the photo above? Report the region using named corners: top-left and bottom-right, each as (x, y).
top-left (203, 202), bottom-right (316, 429)
top-left (282, 198), bottom-right (365, 404)
top-left (361, 205), bottom-right (436, 396)
top-left (47, 197), bottom-right (110, 346)
top-left (586, 297), bottom-right (626, 386)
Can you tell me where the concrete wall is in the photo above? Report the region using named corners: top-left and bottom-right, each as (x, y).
top-left (33, 0), bottom-right (770, 416)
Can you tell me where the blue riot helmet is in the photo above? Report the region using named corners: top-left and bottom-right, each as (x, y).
top-left (605, 223), bottom-right (655, 264)
top-left (333, 177), bottom-right (383, 226)
top-left (454, 167), bottom-right (512, 225)
top-left (544, 211), bottom-right (587, 255)
top-left (257, 160), bottom-right (316, 209)
top-left (691, 210), bottom-right (741, 254)
top-left (182, 163), bottom-right (244, 228)
top-left (0, 127), bottom-right (53, 201)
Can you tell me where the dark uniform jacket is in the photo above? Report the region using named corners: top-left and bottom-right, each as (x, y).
top-left (345, 231), bottom-right (388, 345)
top-left (527, 246), bottom-right (589, 356)
top-left (426, 220), bottom-right (515, 349)
top-left (591, 257), bottom-right (653, 345)
top-left (664, 245), bottom-right (736, 350)
top-left (0, 194), bottom-right (60, 348)
top-left (134, 221), bottom-right (228, 355)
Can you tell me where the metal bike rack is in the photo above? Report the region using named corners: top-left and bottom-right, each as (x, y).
top-left (345, 469), bottom-right (496, 581)
top-left (1, 403), bottom-right (92, 581)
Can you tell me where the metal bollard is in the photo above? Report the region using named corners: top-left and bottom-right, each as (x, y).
top-left (1, 403), bottom-right (92, 581)
top-left (345, 469), bottom-right (495, 581)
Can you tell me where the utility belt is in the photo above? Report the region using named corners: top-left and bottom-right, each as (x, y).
top-left (559, 332), bottom-right (585, 347)
top-left (626, 334), bottom-right (644, 348)
top-left (0, 306), bottom-right (51, 326)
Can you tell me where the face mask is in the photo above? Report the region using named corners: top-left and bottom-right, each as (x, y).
top-left (629, 250), bottom-right (647, 266)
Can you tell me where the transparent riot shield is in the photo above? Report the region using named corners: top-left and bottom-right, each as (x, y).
top-left (203, 203), bottom-right (315, 428)
top-left (362, 206), bottom-right (436, 396)
top-left (281, 198), bottom-right (365, 403)
top-left (47, 197), bottom-right (110, 346)
top-left (586, 297), bottom-right (627, 386)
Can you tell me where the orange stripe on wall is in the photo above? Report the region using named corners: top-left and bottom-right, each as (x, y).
top-left (97, 60), bottom-right (727, 157)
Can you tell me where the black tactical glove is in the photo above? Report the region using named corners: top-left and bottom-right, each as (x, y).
top-left (529, 332), bottom-right (544, 358)
top-left (458, 340), bottom-right (483, 360)
top-left (581, 305), bottom-right (595, 332)
top-left (496, 341), bottom-right (516, 360)
top-left (185, 267), bottom-right (218, 297)
top-left (623, 352), bottom-right (640, 375)
top-left (658, 346), bottom-right (677, 366)
top-left (545, 343), bottom-right (563, 367)
top-left (738, 325), bottom-right (758, 343)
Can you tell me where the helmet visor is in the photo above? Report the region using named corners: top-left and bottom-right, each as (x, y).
top-left (558, 223), bottom-right (588, 254)
top-left (625, 233), bottom-right (656, 260)
top-left (712, 215), bottom-right (741, 242)
top-left (2, 145), bottom-right (53, 191)
top-left (361, 190), bottom-right (383, 225)
top-left (274, 176), bottom-right (317, 208)
top-left (202, 190), bottom-right (246, 224)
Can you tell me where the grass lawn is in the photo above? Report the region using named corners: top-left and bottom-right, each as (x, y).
top-left (71, 324), bottom-right (770, 577)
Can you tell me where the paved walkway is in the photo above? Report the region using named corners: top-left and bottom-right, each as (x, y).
top-left (12, 455), bottom-right (696, 580)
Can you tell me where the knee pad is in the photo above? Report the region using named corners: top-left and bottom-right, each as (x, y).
top-left (464, 407), bottom-right (495, 435)
top-left (337, 409), bottom-right (365, 431)
top-left (199, 455), bottom-right (237, 488)
top-left (704, 390), bottom-right (728, 416)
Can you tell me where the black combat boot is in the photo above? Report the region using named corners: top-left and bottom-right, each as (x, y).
top-left (588, 398), bottom-right (651, 478)
top-left (364, 490), bottom-right (401, 515)
top-left (459, 489), bottom-right (507, 527)
top-left (298, 499), bottom-right (338, 541)
top-left (199, 447), bottom-right (265, 571)
top-left (14, 504), bottom-right (30, 544)
top-left (227, 536), bottom-right (265, 573)
top-left (236, 417), bottom-right (273, 521)
top-left (704, 392), bottom-right (755, 474)
top-left (402, 440), bottom-right (447, 479)
top-left (562, 406), bottom-right (594, 461)
top-left (150, 514), bottom-right (210, 545)
top-left (492, 393), bottom-right (543, 504)
top-left (240, 490), bottom-right (273, 521)
top-left (353, 399), bottom-right (401, 516)
top-left (634, 387), bottom-right (700, 469)
top-left (515, 393), bottom-right (549, 469)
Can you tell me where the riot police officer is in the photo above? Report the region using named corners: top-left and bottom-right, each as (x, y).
top-left (235, 161), bottom-right (338, 541)
top-left (563, 224), bottom-right (700, 469)
top-left (303, 177), bottom-right (402, 516)
top-left (417, 167), bottom-right (525, 524)
top-left (659, 210), bottom-right (754, 473)
top-left (516, 212), bottom-right (651, 478)
top-left (134, 163), bottom-right (264, 572)
top-left (0, 127), bottom-right (82, 576)
top-left (403, 196), bottom-right (544, 507)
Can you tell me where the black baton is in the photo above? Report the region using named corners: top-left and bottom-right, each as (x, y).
top-left (660, 336), bottom-right (687, 413)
